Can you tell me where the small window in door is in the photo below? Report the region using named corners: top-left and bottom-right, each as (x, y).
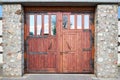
top-left (29, 15), bottom-right (35, 35)
top-left (44, 15), bottom-right (49, 35)
top-left (77, 15), bottom-right (82, 29)
top-left (70, 15), bottom-right (75, 29)
top-left (51, 15), bottom-right (56, 35)
top-left (84, 15), bottom-right (89, 29)
top-left (37, 15), bottom-right (42, 36)
top-left (62, 15), bottom-right (68, 29)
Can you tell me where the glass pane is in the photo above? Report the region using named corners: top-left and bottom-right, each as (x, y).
top-left (29, 15), bottom-right (34, 35)
top-left (62, 15), bottom-right (68, 29)
top-left (0, 5), bottom-right (2, 17)
top-left (84, 15), bottom-right (89, 29)
top-left (77, 15), bottom-right (82, 29)
top-left (44, 15), bottom-right (49, 34)
top-left (70, 15), bottom-right (75, 29)
top-left (37, 15), bottom-right (42, 35)
top-left (51, 15), bottom-right (56, 35)
top-left (118, 6), bottom-right (120, 19)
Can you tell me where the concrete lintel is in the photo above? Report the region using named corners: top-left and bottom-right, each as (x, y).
top-left (0, 2), bottom-right (119, 7)
top-left (0, 0), bottom-right (119, 6)
top-left (0, 0), bottom-right (119, 3)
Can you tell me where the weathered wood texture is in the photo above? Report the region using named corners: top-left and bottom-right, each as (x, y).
top-left (24, 7), bottom-right (94, 73)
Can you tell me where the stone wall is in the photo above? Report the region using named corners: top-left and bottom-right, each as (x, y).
top-left (1, 3), bottom-right (119, 79)
top-left (95, 5), bottom-right (118, 78)
top-left (0, 19), bottom-right (3, 77)
top-left (2, 4), bottom-right (24, 77)
top-left (118, 21), bottom-right (120, 66)
top-left (0, 20), bottom-right (3, 64)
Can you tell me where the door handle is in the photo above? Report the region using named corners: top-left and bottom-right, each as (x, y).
top-left (60, 51), bottom-right (69, 54)
top-left (60, 51), bottom-right (69, 53)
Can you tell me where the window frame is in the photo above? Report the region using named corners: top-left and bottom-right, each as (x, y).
top-left (28, 13), bottom-right (57, 37)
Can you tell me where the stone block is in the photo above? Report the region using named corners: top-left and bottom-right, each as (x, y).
top-left (0, 63), bottom-right (3, 77)
top-left (118, 46), bottom-right (120, 51)
top-left (0, 46), bottom-right (3, 52)
top-left (118, 21), bottom-right (120, 35)
top-left (0, 54), bottom-right (3, 63)
top-left (118, 37), bottom-right (120, 42)
top-left (0, 21), bottom-right (2, 36)
top-left (118, 54), bottom-right (120, 65)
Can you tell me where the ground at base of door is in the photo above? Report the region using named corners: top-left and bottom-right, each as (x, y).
top-left (1, 67), bottom-right (120, 80)
top-left (0, 74), bottom-right (119, 80)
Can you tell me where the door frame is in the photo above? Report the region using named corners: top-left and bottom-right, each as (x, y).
top-left (24, 6), bottom-right (95, 73)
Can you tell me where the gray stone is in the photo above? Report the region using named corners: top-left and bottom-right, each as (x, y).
top-left (95, 4), bottom-right (118, 78)
top-left (1, 3), bottom-right (119, 79)
top-left (2, 4), bottom-right (24, 77)
top-left (98, 58), bottom-right (103, 62)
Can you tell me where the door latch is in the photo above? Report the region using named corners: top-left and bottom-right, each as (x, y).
top-left (60, 51), bottom-right (69, 55)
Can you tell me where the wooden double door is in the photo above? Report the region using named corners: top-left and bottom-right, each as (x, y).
top-left (24, 9), bottom-right (94, 73)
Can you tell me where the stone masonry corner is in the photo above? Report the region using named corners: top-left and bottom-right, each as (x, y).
top-left (2, 4), bottom-right (24, 77)
top-left (95, 4), bottom-right (118, 78)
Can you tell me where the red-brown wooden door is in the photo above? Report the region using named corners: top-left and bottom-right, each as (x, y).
top-left (24, 8), bottom-right (94, 73)
top-left (59, 12), bottom-right (94, 73)
top-left (25, 13), bottom-right (60, 73)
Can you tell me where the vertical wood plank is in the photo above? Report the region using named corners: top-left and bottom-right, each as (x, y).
top-left (42, 14), bottom-right (44, 36)
top-left (75, 14), bottom-right (77, 29)
top-left (49, 14), bottom-right (51, 36)
top-left (35, 14), bottom-right (37, 36)
top-left (82, 14), bottom-right (84, 30)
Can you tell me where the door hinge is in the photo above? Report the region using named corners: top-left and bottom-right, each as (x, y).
top-left (90, 59), bottom-right (94, 69)
top-left (25, 40), bottom-right (29, 51)
top-left (83, 30), bottom-right (94, 51)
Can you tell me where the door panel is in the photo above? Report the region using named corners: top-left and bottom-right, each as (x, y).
top-left (61, 13), bottom-right (94, 73)
top-left (62, 34), bottom-right (77, 72)
top-left (27, 37), bottom-right (58, 72)
top-left (26, 13), bottom-right (58, 72)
